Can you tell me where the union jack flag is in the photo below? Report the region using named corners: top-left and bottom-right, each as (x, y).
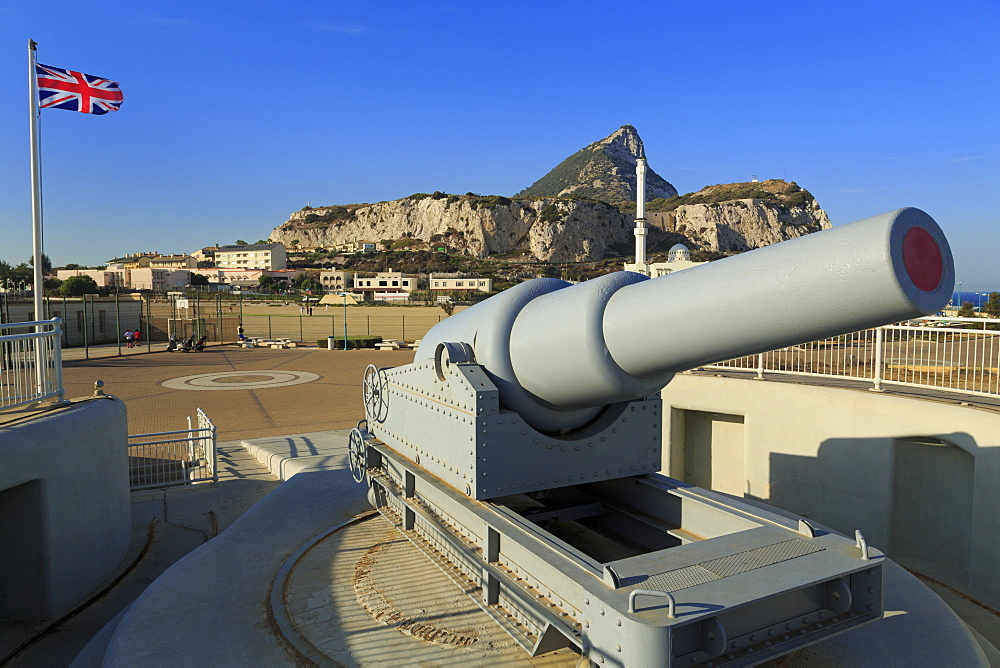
top-left (36, 63), bottom-right (123, 114)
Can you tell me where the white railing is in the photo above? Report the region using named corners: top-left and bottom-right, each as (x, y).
top-left (127, 408), bottom-right (218, 490)
top-left (705, 317), bottom-right (1000, 398)
top-left (0, 317), bottom-right (64, 411)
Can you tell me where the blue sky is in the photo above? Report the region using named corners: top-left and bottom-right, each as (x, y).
top-left (0, 1), bottom-right (997, 288)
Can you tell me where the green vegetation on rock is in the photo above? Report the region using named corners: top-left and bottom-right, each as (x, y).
top-left (516, 125), bottom-right (677, 203)
top-left (301, 206), bottom-right (356, 226)
top-left (647, 180), bottom-right (815, 213)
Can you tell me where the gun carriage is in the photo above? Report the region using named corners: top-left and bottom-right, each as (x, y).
top-left (349, 208), bottom-right (953, 666)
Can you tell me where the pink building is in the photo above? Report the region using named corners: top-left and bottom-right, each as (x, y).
top-left (56, 268), bottom-right (191, 291)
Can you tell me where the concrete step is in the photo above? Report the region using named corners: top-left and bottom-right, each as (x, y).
top-left (241, 429), bottom-right (351, 481)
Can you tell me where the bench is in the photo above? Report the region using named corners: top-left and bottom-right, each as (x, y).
top-left (245, 338), bottom-right (298, 350)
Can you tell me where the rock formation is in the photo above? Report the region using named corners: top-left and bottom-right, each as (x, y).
top-left (271, 195), bottom-right (635, 263)
top-left (516, 125), bottom-right (677, 202)
top-left (269, 124), bottom-right (831, 263)
top-left (646, 180), bottom-right (832, 252)
top-left (270, 183), bottom-right (830, 262)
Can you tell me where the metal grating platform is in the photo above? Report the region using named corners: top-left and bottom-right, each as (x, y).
top-left (633, 538), bottom-right (825, 593)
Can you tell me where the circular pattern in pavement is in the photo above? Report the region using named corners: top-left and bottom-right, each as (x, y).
top-left (162, 370), bottom-right (320, 391)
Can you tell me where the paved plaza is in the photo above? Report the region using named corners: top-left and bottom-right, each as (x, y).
top-left (61, 343), bottom-right (416, 440)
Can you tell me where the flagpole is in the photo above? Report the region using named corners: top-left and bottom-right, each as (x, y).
top-left (28, 39), bottom-right (46, 396)
top-left (28, 40), bottom-right (43, 321)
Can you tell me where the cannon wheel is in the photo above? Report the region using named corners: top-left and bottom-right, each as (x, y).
top-left (363, 365), bottom-right (389, 423)
top-left (348, 428), bottom-right (367, 483)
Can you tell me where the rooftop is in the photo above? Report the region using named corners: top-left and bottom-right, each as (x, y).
top-left (216, 243), bottom-right (284, 252)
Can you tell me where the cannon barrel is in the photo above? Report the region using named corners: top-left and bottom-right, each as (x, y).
top-left (416, 208), bottom-right (954, 432)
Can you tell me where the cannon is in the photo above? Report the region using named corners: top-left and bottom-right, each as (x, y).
top-left (351, 208), bottom-right (953, 666)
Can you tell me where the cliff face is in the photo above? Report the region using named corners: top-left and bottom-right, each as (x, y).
top-left (270, 191), bottom-right (831, 261)
top-left (643, 179), bottom-right (832, 251)
top-left (648, 197), bottom-right (831, 252)
top-left (271, 196), bottom-right (634, 263)
top-left (516, 125), bottom-right (677, 202)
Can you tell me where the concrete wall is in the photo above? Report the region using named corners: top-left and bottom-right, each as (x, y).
top-left (0, 398), bottom-right (131, 621)
top-left (3, 297), bottom-right (145, 346)
top-left (660, 374), bottom-right (1000, 610)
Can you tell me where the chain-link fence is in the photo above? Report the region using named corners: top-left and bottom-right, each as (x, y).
top-left (0, 293), bottom-right (449, 357)
top-left (239, 310), bottom-right (444, 344)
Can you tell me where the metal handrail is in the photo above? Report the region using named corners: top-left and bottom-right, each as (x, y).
top-left (705, 318), bottom-right (1000, 399)
top-left (127, 408), bottom-right (217, 490)
top-left (129, 427), bottom-right (213, 439)
top-left (0, 318), bottom-right (62, 330)
top-left (0, 317), bottom-right (64, 411)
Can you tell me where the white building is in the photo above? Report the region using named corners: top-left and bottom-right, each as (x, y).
top-left (190, 268), bottom-right (303, 288)
top-left (350, 269), bottom-right (416, 302)
top-left (429, 274), bottom-right (493, 293)
top-left (319, 270), bottom-right (353, 293)
top-left (214, 243), bottom-right (287, 270)
top-left (624, 244), bottom-right (706, 277)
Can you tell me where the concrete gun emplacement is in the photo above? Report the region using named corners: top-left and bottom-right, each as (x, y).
top-left (351, 208), bottom-right (953, 666)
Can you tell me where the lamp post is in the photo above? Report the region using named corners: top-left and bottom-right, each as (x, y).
top-left (338, 292), bottom-right (348, 350)
top-left (956, 281), bottom-right (962, 310)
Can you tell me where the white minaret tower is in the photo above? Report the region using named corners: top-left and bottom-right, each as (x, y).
top-left (633, 141), bottom-right (648, 274)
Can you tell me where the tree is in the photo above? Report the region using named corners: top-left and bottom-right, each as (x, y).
top-left (236, 239), bottom-right (248, 246)
top-left (28, 253), bottom-right (52, 275)
top-left (958, 301), bottom-right (976, 318)
top-left (258, 275), bottom-right (281, 292)
top-left (10, 263), bottom-right (33, 284)
top-left (190, 273), bottom-right (209, 286)
top-left (984, 292), bottom-right (1000, 319)
top-left (59, 275), bottom-right (98, 296)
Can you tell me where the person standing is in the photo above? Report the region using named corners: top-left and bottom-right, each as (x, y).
top-left (124, 329), bottom-right (134, 348)
top-left (238, 323), bottom-right (245, 341)
top-left (133, 329), bottom-right (142, 347)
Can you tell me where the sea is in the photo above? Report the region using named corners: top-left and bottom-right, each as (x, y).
top-left (953, 291), bottom-right (998, 307)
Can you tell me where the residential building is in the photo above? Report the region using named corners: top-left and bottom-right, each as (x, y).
top-left (190, 268), bottom-right (303, 288)
top-left (105, 253), bottom-right (157, 269)
top-left (105, 252), bottom-right (197, 270)
top-left (56, 269), bottom-right (127, 289)
top-left (148, 255), bottom-right (197, 269)
top-left (214, 243), bottom-right (287, 270)
top-left (58, 267), bottom-right (193, 291)
top-left (429, 274), bottom-right (493, 293)
top-left (350, 269), bottom-right (416, 302)
top-left (127, 268), bottom-right (191, 291)
top-left (319, 270), bottom-right (353, 294)
top-left (191, 246), bottom-right (220, 263)
top-left (338, 240), bottom-right (376, 253)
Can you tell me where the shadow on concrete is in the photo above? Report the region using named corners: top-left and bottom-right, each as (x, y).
top-left (761, 431), bottom-right (999, 613)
